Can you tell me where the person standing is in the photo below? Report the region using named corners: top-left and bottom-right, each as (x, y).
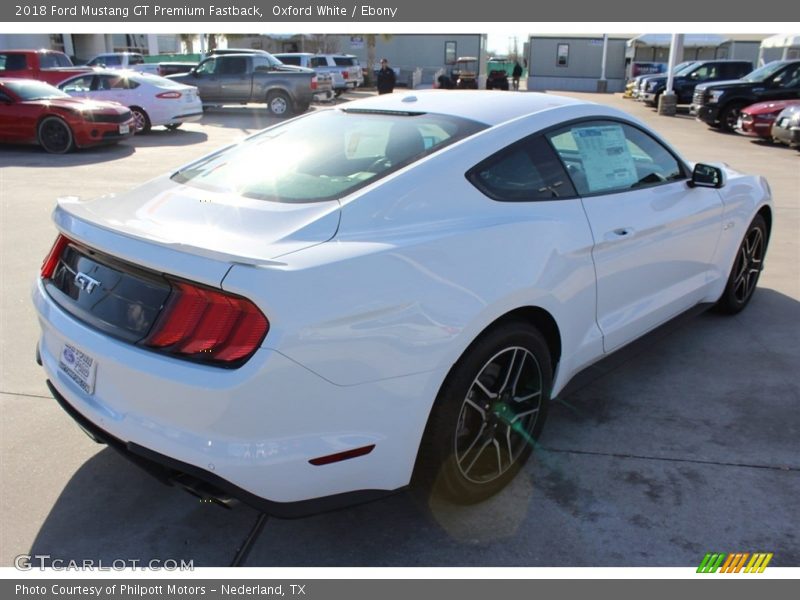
top-left (512, 61), bottom-right (523, 91)
top-left (377, 58), bottom-right (396, 95)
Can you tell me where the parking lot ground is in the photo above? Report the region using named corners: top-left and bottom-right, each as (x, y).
top-left (1, 91), bottom-right (798, 567)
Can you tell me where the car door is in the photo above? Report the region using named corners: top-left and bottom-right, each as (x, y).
top-left (216, 55), bottom-right (252, 102)
top-left (59, 74), bottom-right (97, 99)
top-left (547, 120), bottom-right (725, 352)
top-left (191, 57), bottom-right (221, 102)
top-left (88, 73), bottom-right (135, 107)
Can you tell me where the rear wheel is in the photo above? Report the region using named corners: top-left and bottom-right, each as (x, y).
top-left (38, 117), bottom-right (74, 154)
top-left (266, 91), bottom-right (292, 117)
top-left (414, 322), bottom-right (551, 504)
top-left (131, 106), bottom-right (151, 134)
top-left (715, 214), bottom-right (768, 314)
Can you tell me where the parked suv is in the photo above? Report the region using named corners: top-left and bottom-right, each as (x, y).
top-left (692, 60), bottom-right (800, 131)
top-left (272, 53), bottom-right (336, 101)
top-left (85, 52), bottom-right (159, 75)
top-left (282, 53), bottom-right (363, 96)
top-left (640, 60), bottom-right (753, 107)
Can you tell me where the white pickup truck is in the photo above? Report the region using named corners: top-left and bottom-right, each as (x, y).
top-left (85, 52), bottom-right (160, 75)
top-left (274, 53), bottom-right (363, 96)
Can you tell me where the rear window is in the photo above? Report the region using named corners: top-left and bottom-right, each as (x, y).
top-left (333, 56), bottom-right (358, 67)
top-left (172, 110), bottom-right (486, 203)
top-left (39, 52), bottom-right (72, 68)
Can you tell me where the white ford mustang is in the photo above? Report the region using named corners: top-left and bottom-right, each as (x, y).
top-left (33, 91), bottom-right (772, 516)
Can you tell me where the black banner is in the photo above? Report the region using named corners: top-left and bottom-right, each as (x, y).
top-left (3, 0), bottom-right (799, 22)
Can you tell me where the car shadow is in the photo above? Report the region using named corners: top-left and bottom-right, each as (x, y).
top-left (25, 288), bottom-right (800, 567)
top-left (0, 142), bottom-right (134, 168)
top-left (130, 128), bottom-right (208, 147)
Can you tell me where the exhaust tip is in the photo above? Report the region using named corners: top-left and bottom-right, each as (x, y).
top-left (171, 473), bottom-right (239, 509)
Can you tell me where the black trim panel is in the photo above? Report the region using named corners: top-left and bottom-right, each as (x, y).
top-left (46, 380), bottom-right (403, 519)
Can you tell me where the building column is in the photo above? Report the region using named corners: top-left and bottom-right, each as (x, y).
top-left (62, 34), bottom-right (75, 59)
top-left (147, 34), bottom-right (159, 56)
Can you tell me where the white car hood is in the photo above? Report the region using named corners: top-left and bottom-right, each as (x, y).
top-left (55, 175), bottom-right (340, 264)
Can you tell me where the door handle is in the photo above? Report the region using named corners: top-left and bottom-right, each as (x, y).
top-left (605, 227), bottom-right (634, 241)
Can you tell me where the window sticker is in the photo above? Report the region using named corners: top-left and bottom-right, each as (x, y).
top-left (572, 125), bottom-right (638, 193)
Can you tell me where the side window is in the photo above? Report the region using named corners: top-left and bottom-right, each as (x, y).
top-left (724, 63), bottom-right (750, 79)
top-left (195, 58), bottom-right (216, 75)
top-left (130, 55), bottom-right (144, 65)
top-left (252, 56), bottom-right (272, 72)
top-left (690, 65), bottom-right (717, 80)
top-left (279, 56), bottom-right (301, 66)
top-left (773, 64), bottom-right (800, 89)
top-left (218, 56), bottom-right (248, 75)
top-left (1, 53), bottom-right (28, 71)
top-left (547, 121), bottom-right (685, 196)
top-left (468, 136), bottom-right (577, 201)
top-left (61, 75), bottom-right (95, 93)
top-left (95, 75), bottom-right (124, 90)
top-left (310, 57), bottom-right (327, 68)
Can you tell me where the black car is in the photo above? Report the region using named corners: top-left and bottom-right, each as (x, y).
top-left (639, 60), bottom-right (752, 107)
top-left (692, 60), bottom-right (800, 131)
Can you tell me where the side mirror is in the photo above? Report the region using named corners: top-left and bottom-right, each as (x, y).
top-left (689, 163), bottom-right (726, 189)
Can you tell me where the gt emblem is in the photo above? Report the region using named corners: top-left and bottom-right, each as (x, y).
top-left (74, 272), bottom-right (101, 294)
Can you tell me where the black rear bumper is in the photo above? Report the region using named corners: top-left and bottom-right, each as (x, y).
top-left (46, 380), bottom-right (400, 518)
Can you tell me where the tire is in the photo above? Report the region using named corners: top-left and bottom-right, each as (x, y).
top-left (266, 91), bottom-right (292, 118)
top-left (37, 116), bottom-right (74, 154)
top-left (164, 123), bottom-right (182, 131)
top-left (719, 102), bottom-right (746, 132)
top-left (131, 106), bottom-right (151, 134)
top-left (413, 321), bottom-right (552, 504)
top-left (715, 214), bottom-right (768, 314)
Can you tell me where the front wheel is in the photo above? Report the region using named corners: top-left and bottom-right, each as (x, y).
top-left (38, 117), bottom-right (74, 154)
top-left (131, 106), bottom-right (151, 134)
top-left (715, 214), bottom-right (768, 314)
top-left (413, 322), bottom-right (551, 504)
top-left (266, 91), bottom-right (292, 117)
top-left (164, 123), bottom-right (182, 131)
top-left (719, 102), bottom-right (746, 132)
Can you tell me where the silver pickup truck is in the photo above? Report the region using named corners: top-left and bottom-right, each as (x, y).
top-left (168, 53), bottom-right (317, 117)
top-left (274, 53), bottom-right (363, 97)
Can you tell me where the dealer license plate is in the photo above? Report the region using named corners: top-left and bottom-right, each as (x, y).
top-left (58, 343), bottom-right (97, 395)
top-left (119, 123), bottom-right (130, 135)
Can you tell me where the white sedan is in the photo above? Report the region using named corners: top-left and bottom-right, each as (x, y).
top-left (58, 70), bottom-right (202, 133)
top-left (33, 91), bottom-right (772, 515)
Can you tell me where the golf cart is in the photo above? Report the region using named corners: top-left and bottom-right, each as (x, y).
top-left (449, 56), bottom-right (479, 89)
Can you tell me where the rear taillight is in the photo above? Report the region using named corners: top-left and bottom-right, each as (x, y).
top-left (156, 91), bottom-right (182, 99)
top-left (342, 70), bottom-right (349, 80)
top-left (143, 279), bottom-right (269, 364)
top-left (41, 234), bottom-right (70, 279)
top-left (310, 75), bottom-right (318, 90)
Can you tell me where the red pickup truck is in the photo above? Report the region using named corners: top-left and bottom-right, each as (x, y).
top-left (0, 50), bottom-right (92, 86)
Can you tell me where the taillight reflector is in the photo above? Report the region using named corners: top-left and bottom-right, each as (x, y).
top-left (342, 70), bottom-right (349, 79)
top-left (309, 445), bottom-right (376, 466)
top-left (310, 75), bottom-right (318, 90)
top-left (41, 234), bottom-right (70, 279)
top-left (144, 279), bottom-right (268, 364)
top-left (156, 91), bottom-right (182, 99)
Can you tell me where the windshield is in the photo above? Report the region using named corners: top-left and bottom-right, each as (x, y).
top-left (743, 61), bottom-right (789, 82)
top-left (2, 80), bottom-right (70, 100)
top-left (172, 110), bottom-right (486, 203)
top-left (674, 61), bottom-right (698, 76)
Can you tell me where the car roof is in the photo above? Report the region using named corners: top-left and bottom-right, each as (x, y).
top-left (341, 90), bottom-right (588, 126)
